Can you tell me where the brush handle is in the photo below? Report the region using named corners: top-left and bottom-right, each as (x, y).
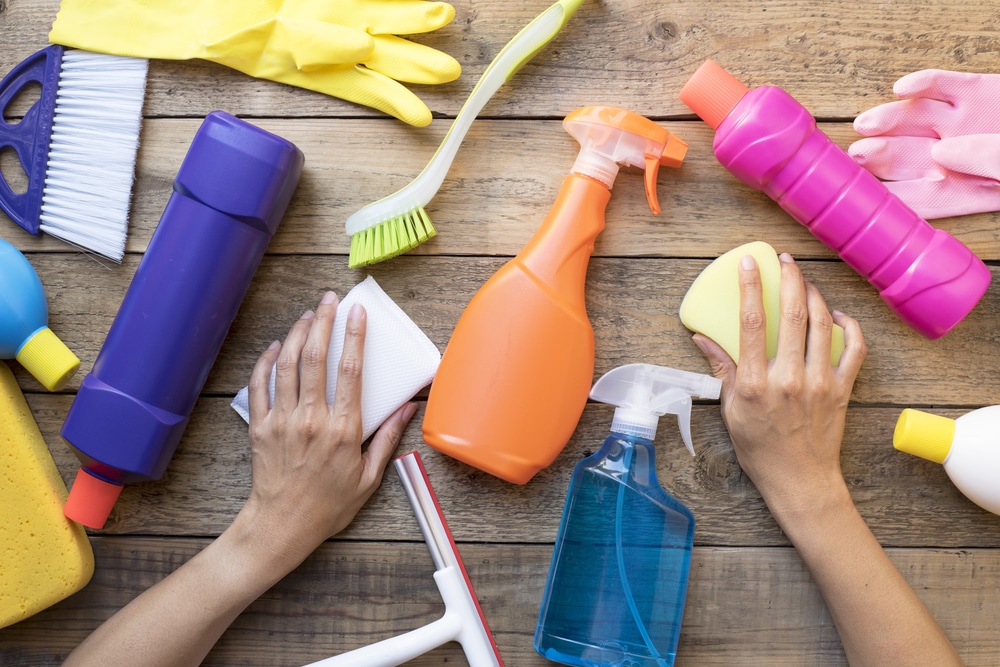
top-left (344, 0), bottom-right (583, 235)
top-left (0, 45), bottom-right (62, 234)
top-left (413, 0), bottom-right (575, 194)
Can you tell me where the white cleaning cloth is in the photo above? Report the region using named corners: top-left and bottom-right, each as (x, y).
top-left (232, 276), bottom-right (440, 441)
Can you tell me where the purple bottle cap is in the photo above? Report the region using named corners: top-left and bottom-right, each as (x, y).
top-left (174, 111), bottom-right (304, 235)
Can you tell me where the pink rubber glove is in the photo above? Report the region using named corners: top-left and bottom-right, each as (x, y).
top-left (849, 69), bottom-right (1000, 218)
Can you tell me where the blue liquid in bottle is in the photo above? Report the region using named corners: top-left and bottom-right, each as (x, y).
top-left (534, 433), bottom-right (694, 666)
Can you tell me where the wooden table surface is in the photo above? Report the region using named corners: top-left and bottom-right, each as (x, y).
top-left (3, 0), bottom-right (1000, 664)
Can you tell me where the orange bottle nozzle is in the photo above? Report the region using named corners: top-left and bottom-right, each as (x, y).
top-left (562, 105), bottom-right (687, 213)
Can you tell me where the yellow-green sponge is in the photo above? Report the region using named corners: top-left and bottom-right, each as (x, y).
top-left (0, 362), bottom-right (94, 629)
top-left (680, 241), bottom-right (845, 365)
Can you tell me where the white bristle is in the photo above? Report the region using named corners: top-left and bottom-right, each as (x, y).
top-left (39, 50), bottom-right (147, 263)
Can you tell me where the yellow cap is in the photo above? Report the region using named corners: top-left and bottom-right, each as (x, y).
top-left (15, 327), bottom-right (81, 391)
top-left (893, 408), bottom-right (955, 464)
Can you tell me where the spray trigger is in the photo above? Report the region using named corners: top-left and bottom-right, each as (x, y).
top-left (655, 389), bottom-right (696, 455)
top-left (590, 363), bottom-right (721, 456)
top-left (644, 155), bottom-right (662, 214)
top-left (562, 106), bottom-right (687, 214)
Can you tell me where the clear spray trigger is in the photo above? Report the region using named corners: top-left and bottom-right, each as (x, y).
top-left (562, 106), bottom-right (687, 214)
top-left (589, 363), bottom-right (722, 456)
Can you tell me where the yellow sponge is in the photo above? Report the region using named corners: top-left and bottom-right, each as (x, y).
top-left (680, 241), bottom-right (845, 365)
top-left (0, 362), bottom-right (94, 629)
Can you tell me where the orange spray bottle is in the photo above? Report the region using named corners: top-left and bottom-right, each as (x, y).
top-left (423, 106), bottom-right (687, 484)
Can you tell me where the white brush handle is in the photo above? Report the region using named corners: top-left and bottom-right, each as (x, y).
top-left (302, 566), bottom-right (502, 667)
top-left (345, 1), bottom-right (574, 234)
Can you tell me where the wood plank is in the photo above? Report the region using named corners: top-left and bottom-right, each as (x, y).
top-left (4, 119), bottom-right (998, 259)
top-left (15, 254), bottom-right (1000, 407)
top-left (4, 1), bottom-right (1000, 662)
top-left (28, 394), bottom-right (1000, 547)
top-left (4, 0), bottom-right (999, 119)
top-left (2, 539), bottom-right (998, 666)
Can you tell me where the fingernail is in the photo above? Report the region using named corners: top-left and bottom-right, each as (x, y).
top-left (349, 303), bottom-right (365, 320)
top-left (268, 340), bottom-right (280, 350)
top-left (402, 402), bottom-right (418, 421)
top-left (779, 252), bottom-right (794, 263)
top-left (301, 310), bottom-right (315, 320)
top-left (832, 310), bottom-right (844, 318)
top-left (740, 254), bottom-right (756, 270)
top-left (320, 291), bottom-right (338, 306)
top-left (692, 335), bottom-right (708, 354)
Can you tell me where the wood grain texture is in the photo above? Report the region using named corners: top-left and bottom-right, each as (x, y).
top-left (3, 0), bottom-right (1000, 119)
top-left (15, 254), bottom-right (1000, 407)
top-left (5, 119), bottom-right (999, 259)
top-left (2, 0), bottom-right (1000, 662)
top-left (27, 395), bottom-right (1000, 547)
top-left (1, 539), bottom-right (998, 666)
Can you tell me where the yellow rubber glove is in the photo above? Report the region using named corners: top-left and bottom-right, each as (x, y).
top-left (49, 0), bottom-right (461, 126)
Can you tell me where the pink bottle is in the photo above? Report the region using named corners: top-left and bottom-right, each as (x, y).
top-left (680, 60), bottom-right (991, 339)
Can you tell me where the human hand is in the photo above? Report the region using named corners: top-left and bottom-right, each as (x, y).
top-left (849, 69), bottom-right (1000, 218)
top-left (239, 291), bottom-right (418, 568)
top-left (692, 253), bottom-right (867, 522)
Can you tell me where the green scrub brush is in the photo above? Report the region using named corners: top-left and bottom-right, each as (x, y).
top-left (345, 0), bottom-right (586, 269)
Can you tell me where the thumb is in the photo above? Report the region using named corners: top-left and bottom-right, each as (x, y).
top-left (692, 333), bottom-right (737, 390)
top-left (932, 134), bottom-right (1000, 181)
top-left (361, 402), bottom-right (418, 489)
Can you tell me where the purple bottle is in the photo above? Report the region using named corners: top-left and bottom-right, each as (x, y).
top-left (679, 60), bottom-right (990, 339)
top-left (60, 111), bottom-right (303, 528)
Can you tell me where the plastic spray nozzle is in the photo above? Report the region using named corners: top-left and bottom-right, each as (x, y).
top-left (562, 106), bottom-right (687, 214)
top-left (590, 363), bottom-right (721, 455)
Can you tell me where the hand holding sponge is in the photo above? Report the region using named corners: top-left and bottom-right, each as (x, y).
top-left (679, 242), bottom-right (845, 365)
top-left (0, 362), bottom-right (93, 629)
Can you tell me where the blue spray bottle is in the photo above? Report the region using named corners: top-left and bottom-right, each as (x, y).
top-left (535, 364), bottom-right (721, 666)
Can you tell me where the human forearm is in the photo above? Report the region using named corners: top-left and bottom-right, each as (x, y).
top-left (773, 485), bottom-right (964, 667)
top-left (64, 294), bottom-right (412, 666)
top-left (63, 512), bottom-right (302, 667)
top-left (695, 255), bottom-right (962, 666)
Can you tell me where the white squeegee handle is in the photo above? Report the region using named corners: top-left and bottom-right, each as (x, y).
top-left (301, 452), bottom-right (503, 667)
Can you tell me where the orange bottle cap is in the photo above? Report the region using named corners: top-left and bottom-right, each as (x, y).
top-left (64, 468), bottom-right (123, 529)
top-left (679, 60), bottom-right (750, 130)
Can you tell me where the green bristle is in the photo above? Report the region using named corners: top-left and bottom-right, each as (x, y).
top-left (416, 208), bottom-right (436, 243)
top-left (348, 207), bottom-right (437, 269)
top-left (386, 218), bottom-right (403, 254)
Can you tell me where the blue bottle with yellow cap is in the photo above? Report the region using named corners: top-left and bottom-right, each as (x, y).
top-left (0, 237), bottom-right (80, 391)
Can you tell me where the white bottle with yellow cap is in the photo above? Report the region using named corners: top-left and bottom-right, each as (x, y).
top-left (894, 407), bottom-right (1000, 516)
